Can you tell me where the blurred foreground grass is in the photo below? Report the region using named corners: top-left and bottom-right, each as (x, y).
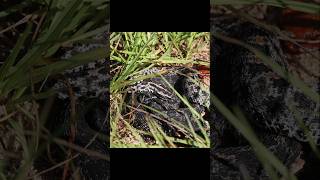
top-left (210, 1), bottom-right (319, 180)
top-left (0, 0), bottom-right (109, 179)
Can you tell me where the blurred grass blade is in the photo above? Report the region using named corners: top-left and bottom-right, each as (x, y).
top-left (0, 1), bottom-right (34, 18)
top-left (211, 0), bottom-right (320, 14)
top-left (0, 22), bottom-right (32, 82)
top-left (43, 0), bottom-right (82, 41)
top-left (64, 25), bottom-right (108, 45)
top-left (3, 47), bottom-right (108, 94)
top-left (3, 0), bottom-right (82, 94)
top-left (211, 94), bottom-right (296, 179)
top-left (212, 32), bottom-right (320, 103)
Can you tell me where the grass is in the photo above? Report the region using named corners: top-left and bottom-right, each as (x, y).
top-left (110, 32), bottom-right (210, 148)
top-left (211, 0), bottom-right (320, 14)
top-left (0, 0), bottom-right (109, 179)
top-left (0, 0), bottom-right (318, 179)
top-left (211, 1), bottom-right (319, 180)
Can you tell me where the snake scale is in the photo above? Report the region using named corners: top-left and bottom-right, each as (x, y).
top-left (127, 66), bottom-right (210, 142)
top-left (210, 15), bottom-right (319, 180)
top-left (0, 31), bottom-right (109, 178)
top-left (34, 32), bottom-right (110, 179)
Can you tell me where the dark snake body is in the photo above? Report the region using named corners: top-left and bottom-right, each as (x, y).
top-left (210, 15), bottom-right (319, 180)
top-left (35, 33), bottom-right (110, 179)
top-left (128, 67), bottom-right (210, 140)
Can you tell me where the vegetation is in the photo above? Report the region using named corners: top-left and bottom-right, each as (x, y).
top-left (110, 32), bottom-right (210, 148)
top-left (210, 1), bottom-right (319, 180)
top-left (0, 0), bottom-right (109, 179)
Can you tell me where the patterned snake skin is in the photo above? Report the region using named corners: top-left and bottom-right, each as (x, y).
top-left (35, 32), bottom-right (110, 179)
top-left (127, 66), bottom-right (210, 140)
top-left (210, 15), bottom-right (319, 180)
top-left (0, 33), bottom-right (109, 179)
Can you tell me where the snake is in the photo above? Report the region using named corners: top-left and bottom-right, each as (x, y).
top-left (126, 66), bottom-right (210, 144)
top-left (32, 32), bottom-right (110, 179)
top-left (0, 31), bottom-right (109, 179)
top-left (210, 14), bottom-right (319, 180)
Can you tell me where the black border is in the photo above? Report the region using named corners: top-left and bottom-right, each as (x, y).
top-left (110, 0), bottom-right (210, 32)
top-left (111, 148), bottom-right (210, 179)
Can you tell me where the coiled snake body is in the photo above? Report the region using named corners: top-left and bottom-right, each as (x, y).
top-left (127, 66), bottom-right (210, 141)
top-left (35, 33), bottom-right (109, 179)
top-left (210, 15), bottom-right (319, 180)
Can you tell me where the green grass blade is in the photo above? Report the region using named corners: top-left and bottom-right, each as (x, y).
top-left (211, 0), bottom-right (320, 14)
top-left (0, 22), bottom-right (32, 82)
top-left (212, 32), bottom-right (320, 103)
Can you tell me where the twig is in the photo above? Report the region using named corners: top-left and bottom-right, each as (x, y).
top-left (32, 11), bottom-right (47, 42)
top-left (24, 130), bottom-right (109, 179)
top-left (0, 14), bottom-right (38, 34)
top-left (62, 79), bottom-right (76, 180)
top-left (0, 112), bottom-right (17, 123)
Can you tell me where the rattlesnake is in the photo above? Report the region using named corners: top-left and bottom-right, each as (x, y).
top-left (34, 32), bottom-right (110, 179)
top-left (9, 33), bottom-right (110, 180)
top-left (127, 66), bottom-right (210, 142)
top-left (210, 15), bottom-right (319, 180)
top-left (0, 31), bottom-right (109, 179)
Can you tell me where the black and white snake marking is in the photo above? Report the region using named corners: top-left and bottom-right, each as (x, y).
top-left (127, 66), bottom-right (210, 141)
top-left (210, 14), bottom-right (319, 180)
